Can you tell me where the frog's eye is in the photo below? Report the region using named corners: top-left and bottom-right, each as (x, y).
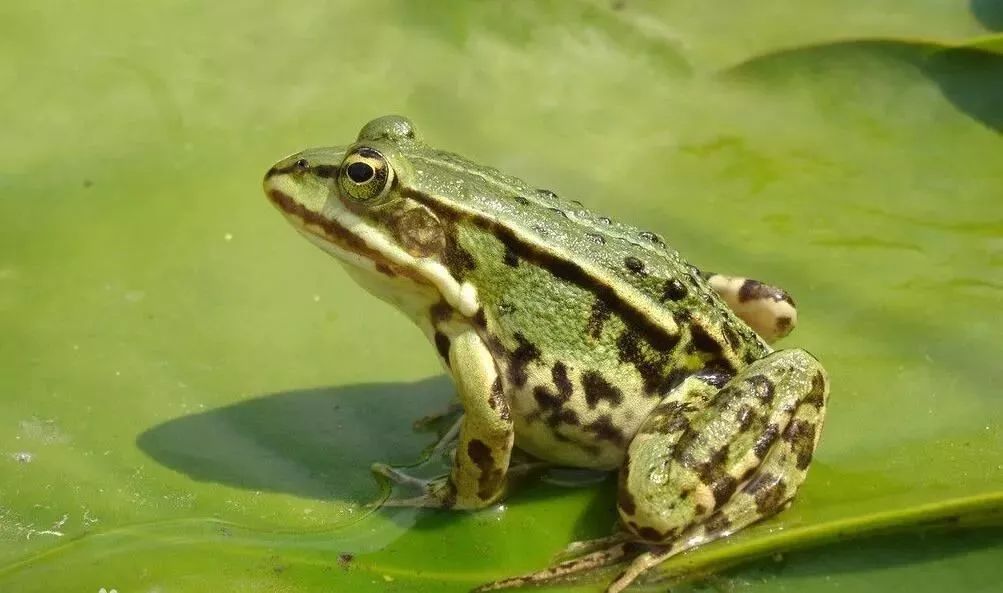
top-left (339, 147), bottom-right (395, 203)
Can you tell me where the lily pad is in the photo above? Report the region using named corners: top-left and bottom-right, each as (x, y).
top-left (1, 1), bottom-right (1001, 592)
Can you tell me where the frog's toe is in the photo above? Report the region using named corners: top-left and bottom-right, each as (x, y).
top-left (371, 462), bottom-right (430, 488)
top-left (555, 533), bottom-right (628, 560)
top-left (380, 493), bottom-right (445, 508)
top-left (473, 542), bottom-right (636, 592)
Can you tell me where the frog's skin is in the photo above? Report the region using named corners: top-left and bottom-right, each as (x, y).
top-left (263, 116), bottom-right (829, 592)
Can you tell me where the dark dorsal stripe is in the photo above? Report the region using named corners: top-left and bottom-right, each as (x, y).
top-left (401, 187), bottom-right (680, 351)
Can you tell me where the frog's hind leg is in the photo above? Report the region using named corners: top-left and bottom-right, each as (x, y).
top-left (610, 349), bottom-right (829, 591)
top-left (472, 541), bottom-right (638, 592)
top-left (705, 272), bottom-right (797, 343)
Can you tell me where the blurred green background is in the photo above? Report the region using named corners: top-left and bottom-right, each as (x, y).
top-left (1, 1), bottom-right (1001, 591)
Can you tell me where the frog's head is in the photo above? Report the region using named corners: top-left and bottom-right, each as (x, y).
top-left (263, 116), bottom-right (474, 314)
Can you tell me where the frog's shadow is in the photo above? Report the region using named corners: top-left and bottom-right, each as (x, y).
top-left (137, 376), bottom-right (459, 503)
top-left (137, 376), bottom-right (614, 516)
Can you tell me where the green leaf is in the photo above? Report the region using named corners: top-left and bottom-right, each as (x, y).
top-left (1, 1), bottom-right (1001, 592)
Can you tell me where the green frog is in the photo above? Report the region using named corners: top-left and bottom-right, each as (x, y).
top-left (263, 116), bottom-right (829, 592)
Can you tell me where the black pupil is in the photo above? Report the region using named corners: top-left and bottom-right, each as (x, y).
top-left (347, 161), bottom-right (375, 183)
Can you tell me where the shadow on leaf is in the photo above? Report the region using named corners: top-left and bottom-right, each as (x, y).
top-left (137, 376), bottom-right (454, 503)
top-left (971, 0), bottom-right (1003, 31)
top-left (722, 39), bottom-right (1003, 133)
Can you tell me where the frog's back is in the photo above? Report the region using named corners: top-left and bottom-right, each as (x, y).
top-left (404, 148), bottom-right (770, 468)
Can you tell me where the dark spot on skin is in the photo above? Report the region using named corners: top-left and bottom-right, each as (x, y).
top-left (587, 299), bottom-right (611, 339)
top-left (583, 415), bottom-right (626, 446)
top-left (503, 245), bottom-right (519, 267)
top-left (805, 371), bottom-right (827, 409)
top-left (506, 333), bottom-right (541, 388)
top-left (693, 503), bottom-right (707, 515)
top-left (430, 301), bottom-right (452, 322)
top-left (721, 323), bottom-right (742, 351)
top-left (637, 527), bottom-right (664, 542)
top-left (711, 476), bottom-right (738, 508)
top-left (738, 279), bottom-right (796, 306)
top-left (513, 195), bottom-right (530, 206)
top-left (434, 331), bottom-right (451, 367)
top-left (552, 362), bottom-right (573, 399)
top-left (776, 316), bottom-right (793, 335)
top-left (624, 256), bottom-right (647, 276)
top-left (639, 231), bottom-right (665, 247)
top-left (547, 207), bottom-right (568, 218)
top-left (546, 408), bottom-right (580, 429)
top-left (735, 405), bottom-right (757, 431)
top-left (498, 301), bottom-right (517, 316)
top-left (783, 419), bottom-right (818, 470)
top-left (689, 323), bottom-right (724, 357)
top-left (337, 553), bottom-right (354, 568)
top-left (488, 377), bottom-right (510, 421)
top-left (467, 439), bottom-right (504, 500)
top-left (746, 375), bottom-right (776, 404)
top-left (442, 222), bottom-right (477, 279)
top-left (473, 308), bottom-right (487, 328)
top-left (753, 424), bottom-right (780, 459)
top-left (693, 364), bottom-right (734, 389)
top-left (533, 362), bottom-right (573, 413)
top-left (744, 473), bottom-right (787, 514)
top-left (616, 332), bottom-right (663, 395)
top-left (581, 371), bottom-right (623, 408)
top-left (375, 262), bottom-right (395, 277)
top-left (536, 189), bottom-right (558, 199)
top-left (586, 233), bottom-right (606, 245)
top-left (660, 278), bottom-right (688, 302)
top-left (703, 511), bottom-right (732, 534)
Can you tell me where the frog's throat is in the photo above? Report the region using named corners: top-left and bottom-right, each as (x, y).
top-left (265, 187), bottom-right (480, 318)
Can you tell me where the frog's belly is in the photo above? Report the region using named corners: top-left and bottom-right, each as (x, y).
top-left (509, 385), bottom-right (659, 471)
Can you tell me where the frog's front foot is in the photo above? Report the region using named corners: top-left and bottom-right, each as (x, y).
top-left (372, 463), bottom-right (459, 509)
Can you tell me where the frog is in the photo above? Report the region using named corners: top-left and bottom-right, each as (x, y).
top-left (263, 115), bottom-right (829, 592)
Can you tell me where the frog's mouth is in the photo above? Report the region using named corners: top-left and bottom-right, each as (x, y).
top-left (265, 185), bottom-right (426, 284)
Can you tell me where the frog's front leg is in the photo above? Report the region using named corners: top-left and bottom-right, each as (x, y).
top-left (705, 273), bottom-right (798, 343)
top-left (376, 328), bottom-right (514, 509)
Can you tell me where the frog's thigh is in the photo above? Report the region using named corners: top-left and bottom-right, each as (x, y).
top-left (448, 328), bottom-right (515, 509)
top-left (707, 274), bottom-right (797, 343)
top-left (618, 349), bottom-right (828, 543)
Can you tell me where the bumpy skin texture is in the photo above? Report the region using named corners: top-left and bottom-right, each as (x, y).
top-left (263, 116), bottom-right (829, 592)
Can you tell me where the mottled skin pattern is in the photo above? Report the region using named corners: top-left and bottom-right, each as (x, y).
top-left (263, 116), bottom-right (830, 592)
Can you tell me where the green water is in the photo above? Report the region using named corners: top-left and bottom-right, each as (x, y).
top-left (2, 2), bottom-right (1002, 591)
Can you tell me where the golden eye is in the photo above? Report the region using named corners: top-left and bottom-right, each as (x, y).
top-left (339, 147), bottom-right (394, 203)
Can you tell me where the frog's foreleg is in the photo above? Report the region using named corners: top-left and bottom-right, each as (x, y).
top-left (704, 272), bottom-right (798, 343)
top-left (377, 328), bottom-right (514, 509)
top-left (607, 348), bottom-right (829, 592)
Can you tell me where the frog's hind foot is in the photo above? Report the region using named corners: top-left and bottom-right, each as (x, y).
top-left (473, 541), bottom-right (643, 592)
